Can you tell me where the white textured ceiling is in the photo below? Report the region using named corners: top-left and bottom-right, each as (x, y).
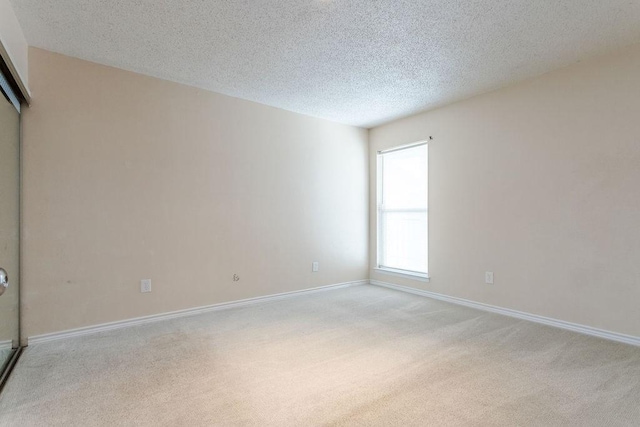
top-left (9, 0), bottom-right (640, 127)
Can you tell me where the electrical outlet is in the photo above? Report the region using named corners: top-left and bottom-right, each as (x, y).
top-left (140, 279), bottom-right (152, 293)
top-left (485, 271), bottom-right (494, 284)
top-left (312, 262), bottom-right (319, 272)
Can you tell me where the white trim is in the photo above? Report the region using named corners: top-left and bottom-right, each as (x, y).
top-left (377, 140), bottom-right (428, 155)
top-left (373, 267), bottom-right (429, 282)
top-left (0, 37), bottom-right (31, 103)
top-left (0, 339), bottom-right (13, 351)
top-left (370, 280), bottom-right (640, 347)
top-left (28, 280), bottom-right (368, 345)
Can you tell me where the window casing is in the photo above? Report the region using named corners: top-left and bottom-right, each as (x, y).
top-left (377, 142), bottom-right (428, 278)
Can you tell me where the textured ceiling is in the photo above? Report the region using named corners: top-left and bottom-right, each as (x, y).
top-left (9, 0), bottom-right (640, 128)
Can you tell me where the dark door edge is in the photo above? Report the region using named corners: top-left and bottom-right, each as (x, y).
top-left (0, 346), bottom-right (23, 396)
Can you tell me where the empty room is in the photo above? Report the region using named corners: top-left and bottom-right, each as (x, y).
top-left (0, 0), bottom-right (639, 425)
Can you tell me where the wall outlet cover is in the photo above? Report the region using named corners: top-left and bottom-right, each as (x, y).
top-left (141, 279), bottom-right (152, 293)
top-left (485, 272), bottom-right (494, 284)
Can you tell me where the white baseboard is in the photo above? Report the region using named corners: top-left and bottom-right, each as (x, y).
top-left (0, 340), bottom-right (13, 351)
top-left (370, 280), bottom-right (640, 347)
top-left (28, 280), bottom-right (368, 345)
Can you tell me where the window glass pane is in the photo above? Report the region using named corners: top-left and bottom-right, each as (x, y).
top-left (380, 210), bottom-right (428, 272)
top-left (378, 143), bottom-right (428, 274)
top-left (381, 145), bottom-right (427, 209)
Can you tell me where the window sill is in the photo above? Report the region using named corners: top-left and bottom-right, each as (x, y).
top-left (373, 268), bottom-right (430, 282)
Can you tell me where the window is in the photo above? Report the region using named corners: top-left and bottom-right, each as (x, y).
top-left (377, 142), bottom-right (428, 278)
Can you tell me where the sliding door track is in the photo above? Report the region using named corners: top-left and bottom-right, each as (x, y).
top-left (0, 347), bottom-right (23, 395)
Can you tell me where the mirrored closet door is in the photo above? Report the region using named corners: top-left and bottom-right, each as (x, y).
top-left (0, 67), bottom-right (21, 377)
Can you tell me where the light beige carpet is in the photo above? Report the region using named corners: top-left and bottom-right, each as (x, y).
top-left (0, 285), bottom-right (639, 426)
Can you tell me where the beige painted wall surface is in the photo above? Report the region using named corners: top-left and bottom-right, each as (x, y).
top-left (370, 44), bottom-right (640, 337)
top-left (22, 48), bottom-right (368, 338)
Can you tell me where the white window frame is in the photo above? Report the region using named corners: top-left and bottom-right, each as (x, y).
top-left (375, 141), bottom-right (429, 281)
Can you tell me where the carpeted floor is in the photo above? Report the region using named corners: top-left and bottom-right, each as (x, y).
top-left (0, 285), bottom-right (639, 426)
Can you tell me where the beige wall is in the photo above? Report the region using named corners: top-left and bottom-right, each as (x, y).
top-left (22, 48), bottom-right (369, 338)
top-left (22, 43), bottom-right (640, 339)
top-left (370, 44), bottom-right (640, 337)
top-left (0, 0), bottom-right (29, 94)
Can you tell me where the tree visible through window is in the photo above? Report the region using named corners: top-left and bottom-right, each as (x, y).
top-left (377, 143), bottom-right (428, 276)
